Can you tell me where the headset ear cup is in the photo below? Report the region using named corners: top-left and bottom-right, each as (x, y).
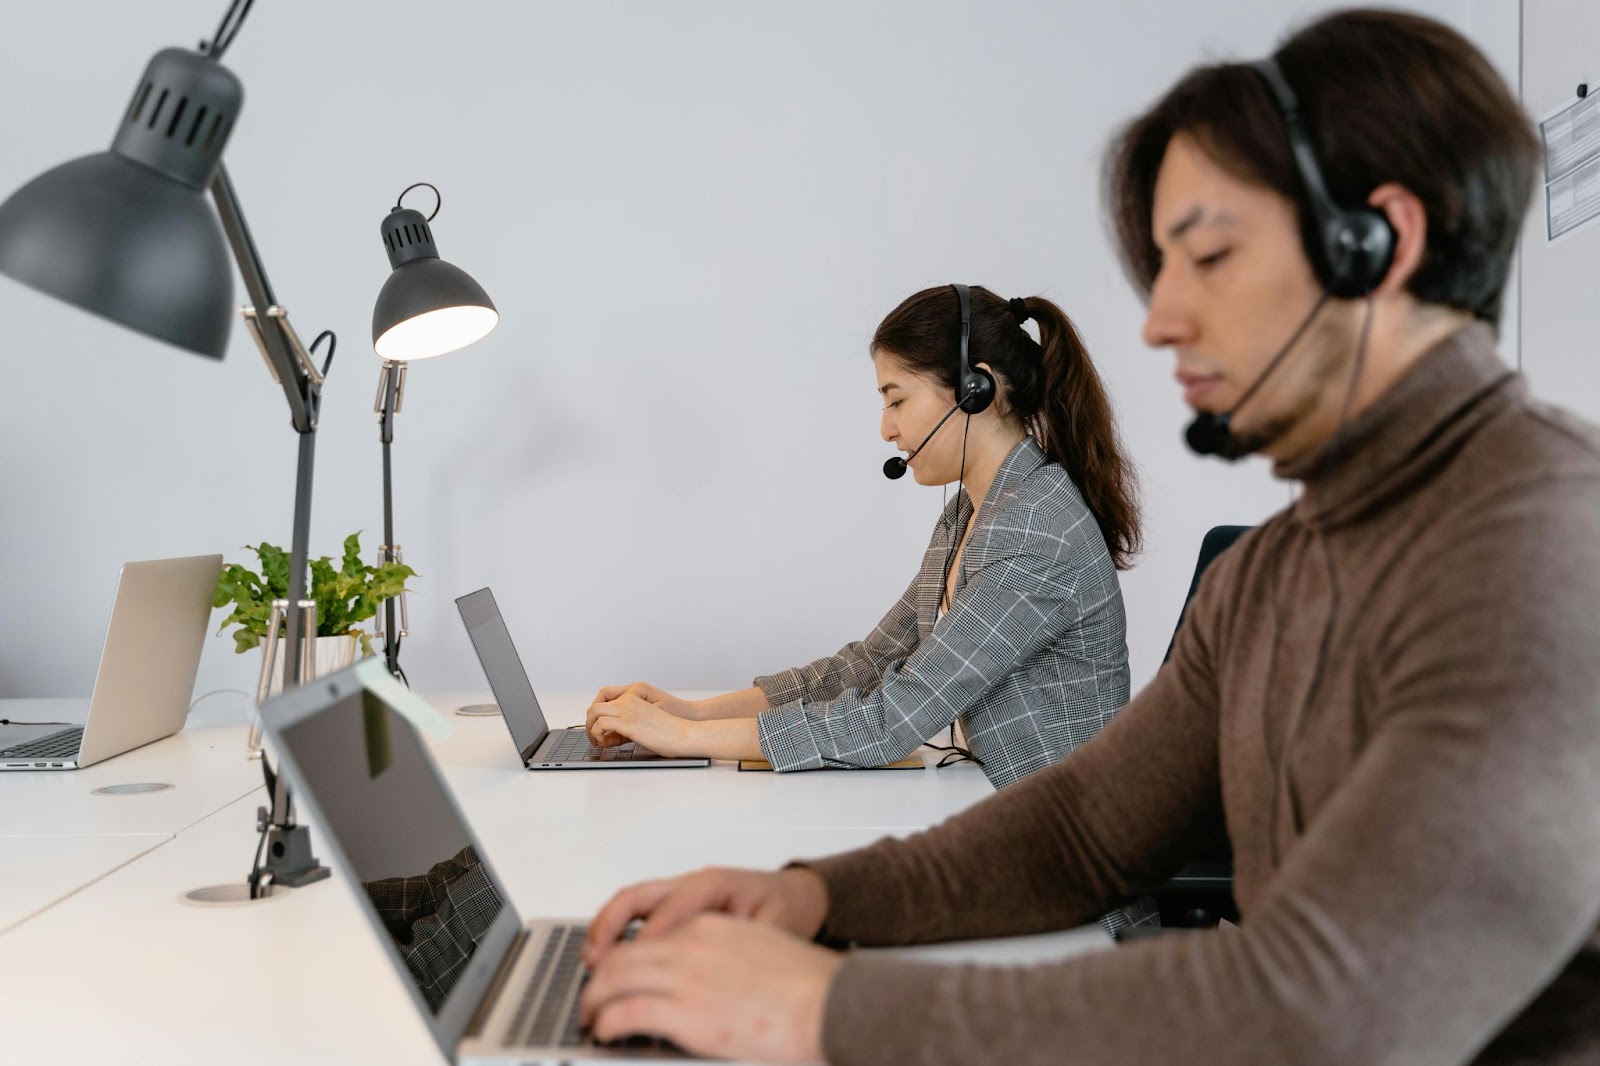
top-left (1325, 209), bottom-right (1396, 298)
top-left (959, 366), bottom-right (995, 414)
top-left (1248, 58), bottom-right (1399, 301)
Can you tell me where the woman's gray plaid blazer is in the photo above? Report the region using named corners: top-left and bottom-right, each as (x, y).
top-left (755, 436), bottom-right (1132, 791)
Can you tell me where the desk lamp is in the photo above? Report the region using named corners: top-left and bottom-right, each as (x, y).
top-left (369, 183), bottom-right (498, 683)
top-left (0, 0), bottom-right (329, 897)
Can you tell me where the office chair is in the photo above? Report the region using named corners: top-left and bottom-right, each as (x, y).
top-left (1151, 524), bottom-right (1251, 929)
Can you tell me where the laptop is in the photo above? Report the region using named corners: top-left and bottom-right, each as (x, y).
top-left (258, 656), bottom-right (703, 1064)
top-left (0, 554), bottom-right (223, 771)
top-left (454, 588), bottom-right (708, 770)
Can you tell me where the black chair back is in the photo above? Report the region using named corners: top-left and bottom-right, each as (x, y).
top-left (1164, 524), bottom-right (1251, 663)
top-left (1147, 524), bottom-right (1251, 932)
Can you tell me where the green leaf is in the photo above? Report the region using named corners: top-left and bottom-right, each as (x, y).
top-left (253, 542), bottom-right (290, 599)
top-left (342, 532), bottom-right (366, 578)
top-left (211, 534), bottom-right (417, 653)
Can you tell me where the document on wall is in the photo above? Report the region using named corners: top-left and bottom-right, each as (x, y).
top-left (1539, 87), bottom-right (1600, 243)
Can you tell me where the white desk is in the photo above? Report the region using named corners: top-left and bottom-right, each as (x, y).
top-left (0, 790), bottom-right (441, 1064)
top-left (0, 833), bottom-right (169, 934)
top-left (0, 698), bottom-right (263, 837)
top-left (0, 698), bottom-right (265, 938)
top-left (432, 691), bottom-right (994, 820)
top-left (0, 691), bottom-right (1112, 1063)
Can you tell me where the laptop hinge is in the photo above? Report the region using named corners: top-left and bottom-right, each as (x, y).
top-left (465, 927), bottom-right (531, 1039)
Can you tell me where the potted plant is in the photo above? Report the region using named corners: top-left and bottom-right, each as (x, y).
top-left (213, 533), bottom-right (416, 693)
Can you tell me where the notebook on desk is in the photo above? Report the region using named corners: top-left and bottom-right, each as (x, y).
top-left (454, 588), bottom-right (708, 770)
top-left (736, 753), bottom-right (926, 771)
top-left (0, 554), bottom-right (221, 771)
top-left (258, 656), bottom-right (707, 1065)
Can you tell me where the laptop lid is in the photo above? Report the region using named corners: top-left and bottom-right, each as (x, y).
top-left (259, 657), bottom-right (524, 1063)
top-left (77, 554), bottom-right (223, 768)
top-left (455, 588), bottom-right (551, 761)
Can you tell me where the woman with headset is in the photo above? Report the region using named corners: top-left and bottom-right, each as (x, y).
top-left (585, 284), bottom-right (1144, 797)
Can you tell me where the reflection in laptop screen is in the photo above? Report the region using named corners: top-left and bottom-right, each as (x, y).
top-left (456, 588), bottom-right (550, 759)
top-left (277, 688), bottom-right (507, 1014)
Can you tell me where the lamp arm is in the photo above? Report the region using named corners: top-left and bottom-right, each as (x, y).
top-left (377, 361), bottom-right (406, 680)
top-left (209, 164), bottom-right (311, 426)
top-left (208, 161), bottom-right (334, 897)
top-left (208, 162), bottom-right (324, 696)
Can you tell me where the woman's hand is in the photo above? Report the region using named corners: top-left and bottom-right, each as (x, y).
top-left (584, 865), bottom-right (830, 968)
top-left (586, 682), bottom-right (702, 747)
top-left (579, 912), bottom-right (842, 1062)
top-left (586, 692), bottom-right (697, 754)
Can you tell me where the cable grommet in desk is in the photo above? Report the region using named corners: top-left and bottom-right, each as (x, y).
top-left (92, 782), bottom-right (174, 796)
top-left (182, 883), bottom-right (287, 906)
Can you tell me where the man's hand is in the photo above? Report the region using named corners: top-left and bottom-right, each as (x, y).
top-left (580, 913), bottom-right (842, 1062)
top-left (585, 866), bottom-right (829, 968)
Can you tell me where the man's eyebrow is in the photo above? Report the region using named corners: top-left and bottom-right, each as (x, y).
top-left (1165, 206), bottom-right (1236, 241)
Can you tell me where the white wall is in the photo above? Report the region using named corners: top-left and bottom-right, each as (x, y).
top-left (1518, 0), bottom-right (1600, 415)
top-left (0, 1), bottom-right (1515, 709)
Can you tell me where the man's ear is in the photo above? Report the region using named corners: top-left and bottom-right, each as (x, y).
top-left (1367, 182), bottom-right (1429, 295)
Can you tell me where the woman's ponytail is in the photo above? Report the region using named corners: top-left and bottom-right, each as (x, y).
top-left (1023, 297), bottom-right (1142, 570)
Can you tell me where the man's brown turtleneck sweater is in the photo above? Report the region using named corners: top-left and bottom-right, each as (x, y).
top-left (805, 324), bottom-right (1600, 1065)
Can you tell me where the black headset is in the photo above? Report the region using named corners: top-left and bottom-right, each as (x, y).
top-left (1186, 59), bottom-right (1400, 459)
top-left (1250, 57), bottom-right (1395, 299)
top-left (950, 283), bottom-right (996, 414)
top-left (881, 284), bottom-right (998, 478)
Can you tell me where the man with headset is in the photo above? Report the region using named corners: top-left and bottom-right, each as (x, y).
top-left (576, 10), bottom-right (1600, 1063)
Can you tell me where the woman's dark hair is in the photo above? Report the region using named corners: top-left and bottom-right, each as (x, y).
top-left (872, 286), bottom-right (1141, 570)
top-left (1104, 8), bottom-right (1538, 325)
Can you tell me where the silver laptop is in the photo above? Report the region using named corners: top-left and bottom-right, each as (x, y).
top-left (0, 554), bottom-right (223, 771)
top-left (454, 588), bottom-right (708, 770)
top-left (258, 657), bottom-right (702, 1064)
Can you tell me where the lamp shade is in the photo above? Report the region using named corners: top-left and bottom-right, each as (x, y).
top-left (0, 48), bottom-right (243, 359)
top-left (0, 152), bottom-right (235, 357)
top-left (372, 205), bottom-right (497, 361)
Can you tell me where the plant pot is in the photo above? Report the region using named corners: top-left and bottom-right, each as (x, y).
top-left (260, 634), bottom-right (363, 700)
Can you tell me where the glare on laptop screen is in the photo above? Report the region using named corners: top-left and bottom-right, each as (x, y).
top-left (277, 689), bottom-right (508, 1013)
top-left (457, 589), bottom-right (549, 757)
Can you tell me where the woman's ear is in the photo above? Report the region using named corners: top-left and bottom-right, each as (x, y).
top-left (974, 361), bottom-right (1014, 417)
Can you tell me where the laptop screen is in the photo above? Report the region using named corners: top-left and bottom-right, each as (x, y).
top-left (271, 666), bottom-right (519, 1043)
top-left (456, 588), bottom-right (550, 760)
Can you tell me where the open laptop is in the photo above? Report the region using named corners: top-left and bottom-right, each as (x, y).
top-left (454, 588), bottom-right (708, 770)
top-left (0, 554), bottom-right (223, 771)
top-left (258, 656), bottom-right (702, 1064)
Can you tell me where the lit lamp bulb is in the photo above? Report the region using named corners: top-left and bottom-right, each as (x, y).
top-left (372, 193), bottom-right (497, 360)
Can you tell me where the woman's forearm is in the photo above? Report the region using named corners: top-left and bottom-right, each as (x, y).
top-left (691, 686), bottom-right (771, 721)
top-left (684, 716), bottom-right (765, 761)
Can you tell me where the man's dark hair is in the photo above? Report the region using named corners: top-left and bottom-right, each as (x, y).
top-left (1104, 8), bottom-right (1539, 326)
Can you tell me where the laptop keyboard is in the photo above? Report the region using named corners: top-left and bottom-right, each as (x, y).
top-left (508, 923), bottom-right (583, 1047)
top-left (546, 730), bottom-right (670, 763)
top-left (0, 727), bottom-right (83, 760)
top-left (508, 924), bottom-right (680, 1053)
